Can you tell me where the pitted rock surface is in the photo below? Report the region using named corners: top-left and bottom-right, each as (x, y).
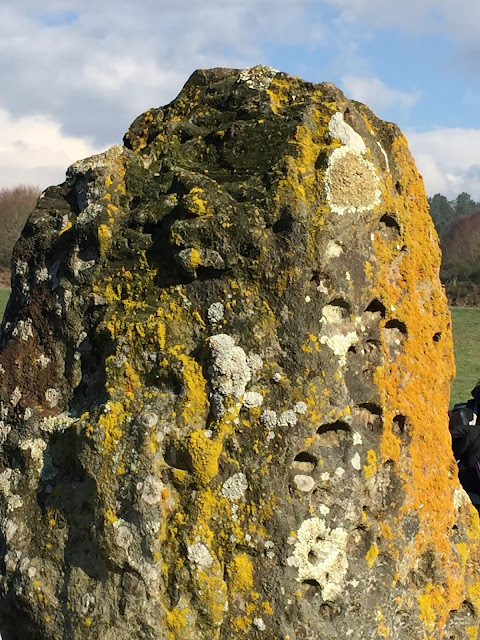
top-left (0, 66), bottom-right (479, 639)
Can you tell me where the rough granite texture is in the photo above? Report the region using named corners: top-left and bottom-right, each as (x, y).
top-left (0, 66), bottom-right (478, 640)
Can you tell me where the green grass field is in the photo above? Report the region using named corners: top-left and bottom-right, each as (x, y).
top-left (450, 308), bottom-right (480, 407)
top-left (0, 289), bottom-right (9, 321)
top-left (0, 288), bottom-right (476, 408)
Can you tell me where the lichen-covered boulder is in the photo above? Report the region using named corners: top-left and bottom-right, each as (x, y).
top-left (0, 66), bottom-right (478, 639)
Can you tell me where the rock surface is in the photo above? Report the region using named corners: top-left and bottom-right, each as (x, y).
top-left (0, 66), bottom-right (479, 639)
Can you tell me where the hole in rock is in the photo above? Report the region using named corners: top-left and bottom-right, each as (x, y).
top-left (433, 332), bottom-right (441, 343)
top-left (308, 550), bottom-right (320, 564)
top-left (355, 404), bottom-right (382, 428)
top-left (196, 265), bottom-right (227, 281)
top-left (322, 298), bottom-right (351, 323)
top-left (384, 320), bottom-right (407, 352)
top-left (293, 451), bottom-right (317, 464)
top-left (164, 443), bottom-right (191, 472)
top-left (272, 210), bottom-right (293, 234)
top-left (392, 414), bottom-right (407, 435)
top-left (395, 181), bottom-right (402, 194)
top-left (292, 452), bottom-right (317, 473)
top-left (328, 298), bottom-right (350, 312)
top-left (385, 319), bottom-right (407, 334)
top-left (348, 345), bottom-right (357, 354)
top-left (379, 214), bottom-right (401, 236)
top-left (364, 299), bottom-right (386, 318)
top-left (359, 403), bottom-right (382, 416)
top-left (302, 579), bottom-right (321, 588)
top-left (317, 420), bottom-right (350, 435)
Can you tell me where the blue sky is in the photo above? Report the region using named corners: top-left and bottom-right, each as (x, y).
top-left (1, 1), bottom-right (480, 199)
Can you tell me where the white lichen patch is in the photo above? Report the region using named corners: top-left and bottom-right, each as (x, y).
top-left (328, 112), bottom-right (366, 153)
top-left (321, 304), bottom-right (346, 324)
top-left (353, 432), bottom-right (362, 446)
top-left (35, 354), bottom-right (51, 369)
top-left (325, 240), bottom-right (343, 259)
top-left (278, 410), bottom-right (297, 427)
top-left (140, 475), bottom-right (165, 505)
top-left (325, 147), bottom-right (381, 216)
top-left (207, 302), bottom-right (225, 324)
top-left (319, 332), bottom-right (358, 366)
top-left (238, 65), bottom-right (278, 90)
top-left (253, 617), bottom-right (266, 631)
top-left (4, 519), bottom-right (17, 543)
top-left (19, 438), bottom-right (47, 471)
top-left (293, 401), bottom-right (308, 415)
top-left (351, 452), bottom-right (361, 470)
top-left (35, 267), bottom-right (50, 283)
top-left (246, 353), bottom-right (263, 374)
top-left (187, 541), bottom-right (214, 569)
top-left (14, 260), bottom-right (28, 277)
top-left (288, 517), bottom-right (348, 601)
top-left (45, 388), bottom-right (59, 408)
top-left (10, 387), bottom-right (22, 407)
top-left (260, 409), bottom-right (278, 429)
top-left (12, 318), bottom-right (34, 341)
top-left (40, 413), bottom-right (75, 433)
top-left (221, 472), bottom-right (248, 501)
top-left (208, 334), bottom-right (251, 414)
top-left (71, 252), bottom-right (96, 278)
top-left (243, 391), bottom-right (263, 409)
top-left (114, 523), bottom-right (133, 550)
top-left (294, 475), bottom-right (315, 492)
top-left (0, 421), bottom-right (11, 446)
top-left (68, 145), bottom-right (124, 178)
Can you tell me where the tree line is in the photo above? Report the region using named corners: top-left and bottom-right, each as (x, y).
top-left (0, 185), bottom-right (41, 287)
top-left (429, 192), bottom-right (480, 306)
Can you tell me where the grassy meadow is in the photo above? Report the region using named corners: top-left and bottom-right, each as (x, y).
top-left (0, 289), bottom-right (9, 320)
top-left (0, 288), bottom-right (477, 408)
top-left (450, 308), bottom-right (480, 407)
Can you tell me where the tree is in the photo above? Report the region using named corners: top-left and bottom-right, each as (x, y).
top-left (455, 192), bottom-right (479, 218)
top-left (441, 210), bottom-right (480, 282)
top-left (0, 185), bottom-right (41, 271)
top-left (428, 193), bottom-right (455, 237)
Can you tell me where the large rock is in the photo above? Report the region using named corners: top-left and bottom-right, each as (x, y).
top-left (0, 66), bottom-right (478, 639)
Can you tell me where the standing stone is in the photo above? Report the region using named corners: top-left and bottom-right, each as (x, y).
top-left (0, 66), bottom-right (478, 639)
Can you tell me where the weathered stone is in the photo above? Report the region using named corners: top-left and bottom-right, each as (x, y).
top-left (0, 65), bottom-right (478, 639)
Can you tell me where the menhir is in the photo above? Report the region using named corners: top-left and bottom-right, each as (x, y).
top-left (0, 66), bottom-right (477, 640)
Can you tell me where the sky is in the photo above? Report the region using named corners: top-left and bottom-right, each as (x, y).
top-left (1, 1), bottom-right (480, 200)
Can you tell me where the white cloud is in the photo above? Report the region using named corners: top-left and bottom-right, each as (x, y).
top-left (0, 1), bottom-right (326, 188)
top-left (341, 75), bottom-right (421, 112)
top-left (326, 0), bottom-right (480, 57)
top-left (0, 109), bottom-right (101, 189)
top-left (407, 129), bottom-right (480, 199)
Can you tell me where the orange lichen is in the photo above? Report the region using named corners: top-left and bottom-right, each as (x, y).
top-left (369, 129), bottom-right (468, 630)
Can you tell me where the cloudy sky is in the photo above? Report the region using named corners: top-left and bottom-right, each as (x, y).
top-left (2, 1), bottom-right (480, 199)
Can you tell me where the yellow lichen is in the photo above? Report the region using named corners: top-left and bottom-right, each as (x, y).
top-left (229, 553), bottom-right (254, 593)
top-left (176, 354), bottom-right (208, 425)
top-left (467, 626), bottom-right (478, 640)
top-left (98, 224), bottom-right (113, 257)
top-left (366, 543), bottom-right (379, 568)
top-left (186, 430), bottom-right (223, 485)
top-left (363, 449), bottom-right (377, 480)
